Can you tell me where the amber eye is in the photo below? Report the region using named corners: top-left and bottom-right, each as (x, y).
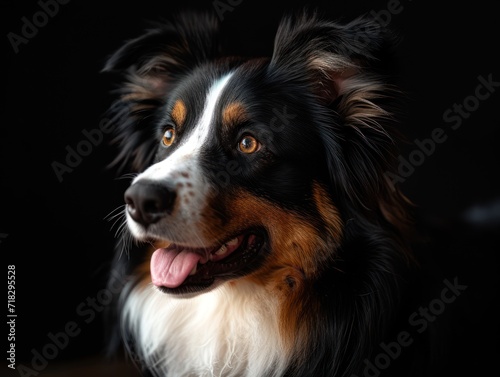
top-left (238, 135), bottom-right (260, 154)
top-left (162, 127), bottom-right (176, 147)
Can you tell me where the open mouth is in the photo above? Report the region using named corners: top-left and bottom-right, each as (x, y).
top-left (150, 229), bottom-right (266, 294)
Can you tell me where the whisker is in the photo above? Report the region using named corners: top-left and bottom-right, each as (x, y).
top-left (116, 173), bottom-right (138, 181)
top-left (117, 226), bottom-right (134, 259)
top-left (115, 219), bottom-right (129, 239)
top-left (105, 204), bottom-right (127, 222)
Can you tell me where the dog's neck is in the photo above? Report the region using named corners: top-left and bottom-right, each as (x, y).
top-left (122, 279), bottom-right (290, 377)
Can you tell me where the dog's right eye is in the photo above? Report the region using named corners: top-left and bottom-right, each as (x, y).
top-left (162, 126), bottom-right (176, 147)
top-left (238, 135), bottom-right (260, 154)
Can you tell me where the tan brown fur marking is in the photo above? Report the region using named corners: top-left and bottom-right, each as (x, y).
top-left (198, 187), bottom-right (343, 356)
top-left (222, 102), bottom-right (248, 131)
top-left (171, 99), bottom-right (187, 127)
top-left (312, 182), bottom-right (343, 247)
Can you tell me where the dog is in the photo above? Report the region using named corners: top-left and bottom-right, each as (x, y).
top-left (102, 10), bottom-right (426, 377)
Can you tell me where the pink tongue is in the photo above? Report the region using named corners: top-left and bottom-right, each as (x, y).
top-left (151, 247), bottom-right (202, 288)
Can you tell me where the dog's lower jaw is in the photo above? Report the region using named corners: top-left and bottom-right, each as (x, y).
top-left (122, 278), bottom-right (291, 377)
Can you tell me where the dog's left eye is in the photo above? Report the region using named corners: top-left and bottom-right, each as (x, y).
top-left (162, 126), bottom-right (176, 147)
top-left (238, 135), bottom-right (260, 154)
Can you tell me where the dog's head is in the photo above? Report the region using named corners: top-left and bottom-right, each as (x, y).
top-left (104, 12), bottom-right (411, 295)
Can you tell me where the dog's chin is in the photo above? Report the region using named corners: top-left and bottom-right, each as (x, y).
top-left (146, 228), bottom-right (269, 296)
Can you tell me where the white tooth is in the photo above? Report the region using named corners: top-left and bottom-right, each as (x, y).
top-left (226, 237), bottom-right (238, 246)
top-left (189, 265), bottom-right (197, 275)
top-left (215, 245), bottom-right (227, 255)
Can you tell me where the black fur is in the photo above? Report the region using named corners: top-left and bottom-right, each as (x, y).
top-left (103, 10), bottom-right (432, 377)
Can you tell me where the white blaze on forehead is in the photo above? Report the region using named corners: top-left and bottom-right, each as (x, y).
top-left (128, 73), bottom-right (235, 243)
top-left (188, 72), bottom-right (234, 149)
top-left (134, 72), bottom-right (234, 183)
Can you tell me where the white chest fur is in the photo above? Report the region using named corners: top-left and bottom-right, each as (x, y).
top-left (122, 281), bottom-right (288, 377)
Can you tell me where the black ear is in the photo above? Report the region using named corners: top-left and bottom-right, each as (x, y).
top-left (102, 12), bottom-right (222, 172)
top-left (270, 12), bottom-right (411, 230)
top-left (270, 12), bottom-right (396, 100)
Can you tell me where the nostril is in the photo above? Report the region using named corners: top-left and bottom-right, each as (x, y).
top-left (124, 195), bottom-right (136, 209)
top-left (124, 180), bottom-right (176, 225)
top-left (143, 197), bottom-right (168, 215)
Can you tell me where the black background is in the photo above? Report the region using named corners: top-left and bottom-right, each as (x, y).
top-left (2, 0), bottom-right (499, 376)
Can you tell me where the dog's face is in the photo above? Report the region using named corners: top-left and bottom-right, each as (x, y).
top-left (105, 13), bottom-right (405, 295)
top-left (122, 62), bottom-right (342, 294)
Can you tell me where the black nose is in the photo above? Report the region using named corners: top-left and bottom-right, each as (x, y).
top-left (124, 180), bottom-right (176, 225)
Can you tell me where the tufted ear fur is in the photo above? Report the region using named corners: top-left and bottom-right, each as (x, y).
top-left (270, 12), bottom-right (413, 237)
top-left (102, 12), bottom-right (223, 172)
